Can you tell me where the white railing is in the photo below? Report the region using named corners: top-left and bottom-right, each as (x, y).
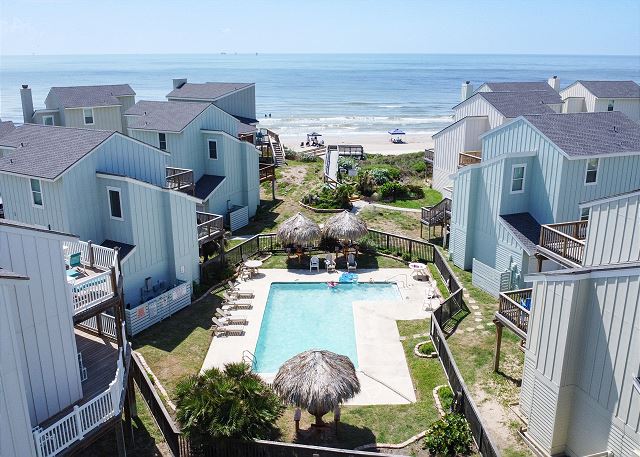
top-left (63, 240), bottom-right (117, 272)
top-left (32, 349), bottom-right (126, 457)
top-left (71, 271), bottom-right (115, 315)
top-left (78, 313), bottom-right (117, 339)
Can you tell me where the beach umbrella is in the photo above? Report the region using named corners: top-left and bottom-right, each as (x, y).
top-left (388, 128), bottom-right (405, 135)
top-left (322, 210), bottom-right (368, 242)
top-left (277, 212), bottom-right (321, 246)
top-left (273, 350), bottom-right (360, 426)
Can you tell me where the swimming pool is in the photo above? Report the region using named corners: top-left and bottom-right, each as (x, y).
top-left (253, 282), bottom-right (401, 373)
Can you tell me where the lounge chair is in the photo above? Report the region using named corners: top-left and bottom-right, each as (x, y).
top-left (310, 256), bottom-right (320, 272)
top-left (347, 253), bottom-right (357, 271)
top-left (213, 312), bottom-right (248, 325)
top-left (325, 254), bottom-right (336, 272)
top-left (222, 300), bottom-right (253, 310)
top-left (227, 282), bottom-right (255, 298)
top-left (212, 320), bottom-right (245, 337)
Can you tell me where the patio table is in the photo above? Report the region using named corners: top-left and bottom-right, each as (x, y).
top-left (244, 260), bottom-right (263, 277)
top-left (408, 262), bottom-right (428, 279)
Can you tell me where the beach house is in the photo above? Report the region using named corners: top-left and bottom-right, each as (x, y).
top-left (20, 84), bottom-right (136, 132)
top-left (494, 190), bottom-right (640, 456)
top-left (0, 218), bottom-right (134, 457)
top-left (449, 111), bottom-right (640, 297)
top-left (560, 80), bottom-right (640, 121)
top-left (0, 123), bottom-right (218, 309)
top-left (124, 99), bottom-right (262, 228)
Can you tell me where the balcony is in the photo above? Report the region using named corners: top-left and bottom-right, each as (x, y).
top-left (166, 166), bottom-right (195, 195)
top-left (458, 150), bottom-right (482, 168)
top-left (424, 148), bottom-right (435, 164)
top-left (197, 211), bottom-right (224, 245)
top-left (259, 163), bottom-right (276, 183)
top-left (63, 240), bottom-right (121, 323)
top-left (538, 220), bottom-right (587, 267)
top-left (496, 288), bottom-right (532, 339)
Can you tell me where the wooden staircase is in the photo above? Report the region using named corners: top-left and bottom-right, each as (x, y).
top-left (420, 197), bottom-right (452, 242)
top-left (272, 139), bottom-right (285, 166)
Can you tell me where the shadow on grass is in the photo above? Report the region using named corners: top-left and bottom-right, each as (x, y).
top-left (234, 199), bottom-right (284, 235)
top-left (131, 294), bottom-right (222, 353)
top-left (442, 308), bottom-right (471, 335)
top-left (293, 421), bottom-right (377, 450)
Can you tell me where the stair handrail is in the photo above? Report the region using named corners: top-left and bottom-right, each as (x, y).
top-left (242, 349), bottom-right (257, 370)
top-left (382, 273), bottom-right (408, 288)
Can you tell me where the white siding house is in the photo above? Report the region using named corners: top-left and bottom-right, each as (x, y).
top-left (560, 80), bottom-right (640, 122)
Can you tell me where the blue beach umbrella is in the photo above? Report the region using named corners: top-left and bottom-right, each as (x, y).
top-left (388, 128), bottom-right (405, 135)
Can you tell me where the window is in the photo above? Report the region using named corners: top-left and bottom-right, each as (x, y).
top-left (30, 179), bottom-right (43, 207)
top-left (43, 115), bottom-right (54, 126)
top-left (107, 187), bottom-right (123, 220)
top-left (83, 108), bottom-right (94, 125)
top-left (208, 140), bottom-right (217, 159)
top-left (510, 165), bottom-right (526, 193)
top-left (585, 158), bottom-right (599, 184)
top-left (580, 207), bottom-right (590, 221)
top-left (607, 99), bottom-right (615, 111)
top-left (158, 132), bottom-right (167, 151)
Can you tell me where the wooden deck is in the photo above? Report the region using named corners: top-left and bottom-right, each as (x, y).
top-left (458, 150), bottom-right (482, 168)
top-left (495, 288), bottom-right (532, 340)
top-left (538, 220), bottom-right (587, 267)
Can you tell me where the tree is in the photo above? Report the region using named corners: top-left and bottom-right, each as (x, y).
top-left (175, 363), bottom-right (284, 444)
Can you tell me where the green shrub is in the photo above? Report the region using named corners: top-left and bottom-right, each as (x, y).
top-left (299, 152), bottom-right (319, 162)
top-left (413, 161), bottom-right (427, 174)
top-left (334, 183), bottom-right (354, 208)
top-left (379, 182), bottom-right (408, 201)
top-left (437, 386), bottom-right (454, 411)
top-left (356, 169), bottom-right (376, 196)
top-left (405, 184), bottom-right (425, 199)
top-left (338, 157), bottom-right (356, 170)
top-left (283, 147), bottom-right (297, 160)
top-left (402, 253), bottom-right (412, 262)
top-left (423, 413), bottom-right (473, 455)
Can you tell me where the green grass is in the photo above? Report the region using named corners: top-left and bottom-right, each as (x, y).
top-left (358, 206), bottom-right (421, 237)
top-left (378, 187), bottom-right (442, 209)
top-left (437, 385), bottom-right (454, 412)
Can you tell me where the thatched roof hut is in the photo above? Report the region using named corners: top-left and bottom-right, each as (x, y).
top-left (277, 212), bottom-right (321, 246)
top-left (322, 210), bottom-right (368, 241)
top-left (273, 350), bottom-right (360, 425)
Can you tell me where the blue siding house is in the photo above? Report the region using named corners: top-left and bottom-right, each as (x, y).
top-left (0, 123), bottom-right (221, 308)
top-left (450, 111), bottom-right (640, 296)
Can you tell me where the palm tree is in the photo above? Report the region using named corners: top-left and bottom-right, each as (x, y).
top-left (175, 363), bottom-right (284, 443)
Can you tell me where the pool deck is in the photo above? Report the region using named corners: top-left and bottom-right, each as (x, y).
top-left (201, 267), bottom-right (440, 406)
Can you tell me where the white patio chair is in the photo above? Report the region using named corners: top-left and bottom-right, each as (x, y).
top-left (310, 256), bottom-right (320, 272)
top-left (347, 253), bottom-right (357, 271)
top-left (325, 253), bottom-right (336, 272)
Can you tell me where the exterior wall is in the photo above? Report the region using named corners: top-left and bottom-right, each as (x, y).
top-left (522, 271), bottom-right (640, 455)
top-left (594, 98), bottom-right (640, 122)
top-left (583, 192), bottom-right (640, 267)
top-left (562, 97), bottom-right (586, 113)
top-left (0, 225), bottom-right (82, 426)
top-left (432, 116), bottom-right (489, 193)
top-left (212, 85), bottom-right (257, 121)
top-left (63, 106), bottom-right (123, 132)
top-left (32, 110), bottom-right (61, 126)
top-left (453, 96), bottom-right (506, 128)
top-left (116, 95), bottom-right (136, 131)
top-left (0, 281), bottom-right (38, 457)
top-left (560, 83), bottom-right (597, 112)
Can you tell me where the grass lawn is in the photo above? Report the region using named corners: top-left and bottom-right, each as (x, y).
top-left (377, 187), bottom-right (442, 210)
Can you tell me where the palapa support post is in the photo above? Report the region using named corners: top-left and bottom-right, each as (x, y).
top-left (334, 405), bottom-right (341, 437)
top-left (294, 407), bottom-right (301, 435)
top-left (493, 319), bottom-right (504, 372)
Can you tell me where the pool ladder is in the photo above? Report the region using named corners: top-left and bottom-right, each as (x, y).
top-left (383, 273), bottom-right (408, 288)
top-left (242, 350), bottom-right (257, 371)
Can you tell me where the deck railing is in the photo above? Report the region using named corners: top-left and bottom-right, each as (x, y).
top-left (424, 148), bottom-right (435, 163)
top-left (421, 198), bottom-right (451, 225)
top-left (197, 211), bottom-right (224, 244)
top-left (458, 150), bottom-right (482, 167)
top-left (71, 270), bottom-right (116, 315)
top-left (63, 240), bottom-right (117, 272)
top-left (32, 348), bottom-right (127, 457)
top-left (259, 164), bottom-right (276, 183)
top-left (497, 288), bottom-right (532, 338)
top-left (539, 220), bottom-right (587, 265)
top-left (78, 313), bottom-right (118, 340)
top-left (166, 167), bottom-right (195, 194)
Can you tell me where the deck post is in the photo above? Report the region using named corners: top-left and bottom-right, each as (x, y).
top-left (271, 177), bottom-right (276, 201)
top-left (115, 420), bottom-right (127, 457)
top-left (537, 254), bottom-right (543, 272)
top-left (493, 320), bottom-right (503, 372)
top-left (96, 312), bottom-right (104, 336)
top-left (87, 240), bottom-right (95, 269)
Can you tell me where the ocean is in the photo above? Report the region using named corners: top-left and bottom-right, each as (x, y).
top-left (1, 54), bottom-right (638, 135)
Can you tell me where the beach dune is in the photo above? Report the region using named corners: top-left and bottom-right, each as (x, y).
top-left (281, 133), bottom-right (434, 156)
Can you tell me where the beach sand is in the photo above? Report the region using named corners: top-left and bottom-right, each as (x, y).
top-left (281, 133), bottom-right (434, 156)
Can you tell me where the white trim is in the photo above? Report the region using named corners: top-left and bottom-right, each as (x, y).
top-left (510, 163), bottom-right (527, 194)
top-left (584, 158), bottom-right (599, 186)
top-left (431, 115), bottom-right (489, 139)
top-left (29, 178), bottom-right (44, 208)
top-left (207, 139), bottom-right (218, 160)
top-left (106, 186), bottom-right (124, 221)
top-left (83, 107), bottom-right (95, 125)
top-left (158, 132), bottom-right (167, 151)
top-left (448, 150), bottom-right (537, 181)
top-left (66, 104), bottom-right (121, 110)
top-left (579, 189), bottom-right (640, 209)
top-left (42, 115), bottom-right (55, 126)
top-left (96, 172), bottom-right (203, 204)
top-left (525, 262), bottom-right (640, 283)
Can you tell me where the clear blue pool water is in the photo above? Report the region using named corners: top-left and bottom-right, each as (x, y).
top-left (253, 282), bottom-right (401, 373)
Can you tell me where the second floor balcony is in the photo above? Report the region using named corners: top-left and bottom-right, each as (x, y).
top-left (424, 148), bottom-right (435, 164)
top-left (458, 150), bottom-right (482, 168)
top-left (538, 220), bottom-right (587, 267)
top-left (496, 288), bottom-right (532, 339)
top-left (166, 166), bottom-right (195, 195)
top-left (197, 211), bottom-right (224, 245)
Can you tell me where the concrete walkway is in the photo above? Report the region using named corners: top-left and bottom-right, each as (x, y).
top-left (201, 267), bottom-right (441, 406)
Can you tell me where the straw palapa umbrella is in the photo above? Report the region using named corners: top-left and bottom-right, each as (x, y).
top-left (322, 210), bottom-right (368, 242)
top-left (273, 350), bottom-right (360, 426)
top-left (277, 212), bottom-right (321, 246)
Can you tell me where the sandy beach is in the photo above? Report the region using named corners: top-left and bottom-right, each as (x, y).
top-left (281, 133), bottom-right (434, 156)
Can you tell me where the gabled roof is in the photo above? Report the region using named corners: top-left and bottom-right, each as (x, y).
top-left (166, 82), bottom-right (253, 101)
top-left (101, 239), bottom-right (136, 261)
top-left (125, 100), bottom-right (210, 132)
top-left (477, 91), bottom-right (561, 117)
top-left (523, 111), bottom-right (640, 157)
top-left (574, 80), bottom-right (640, 99)
top-left (0, 121), bottom-right (16, 138)
top-left (499, 213), bottom-right (541, 256)
top-left (0, 124), bottom-right (114, 179)
top-left (481, 81), bottom-right (556, 93)
top-left (194, 174), bottom-right (225, 200)
top-left (48, 84), bottom-right (135, 108)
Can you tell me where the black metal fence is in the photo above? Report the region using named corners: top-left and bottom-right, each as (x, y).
top-left (362, 229), bottom-right (434, 262)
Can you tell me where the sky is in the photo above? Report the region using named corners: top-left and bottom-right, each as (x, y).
top-left (0, 0), bottom-right (639, 56)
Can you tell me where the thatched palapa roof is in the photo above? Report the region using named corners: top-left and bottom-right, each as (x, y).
top-left (277, 212), bottom-right (321, 245)
top-left (273, 350), bottom-right (360, 425)
top-left (322, 210), bottom-right (368, 241)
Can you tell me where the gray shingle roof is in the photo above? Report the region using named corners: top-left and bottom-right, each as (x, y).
top-left (125, 100), bottom-right (210, 132)
top-left (48, 84), bottom-right (135, 108)
top-left (166, 82), bottom-right (253, 101)
top-left (483, 81), bottom-right (556, 93)
top-left (0, 121), bottom-right (15, 138)
top-left (499, 213), bottom-right (542, 255)
top-left (478, 91), bottom-right (561, 117)
top-left (524, 112), bottom-right (640, 157)
top-left (0, 124), bottom-right (113, 179)
top-left (577, 80), bottom-right (640, 99)
top-left (194, 174), bottom-right (225, 200)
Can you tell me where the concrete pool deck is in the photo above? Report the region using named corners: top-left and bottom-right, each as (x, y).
top-left (200, 267), bottom-right (441, 406)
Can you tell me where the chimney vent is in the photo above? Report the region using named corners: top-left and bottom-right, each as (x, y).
top-left (20, 85), bottom-right (34, 124)
top-left (22, 84), bottom-right (28, 89)
top-left (548, 75), bottom-right (560, 91)
top-left (461, 81), bottom-right (474, 101)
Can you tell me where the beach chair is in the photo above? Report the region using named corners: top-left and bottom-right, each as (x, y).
top-left (222, 299), bottom-right (253, 310)
top-left (227, 281), bottom-right (255, 298)
top-left (214, 310), bottom-right (248, 325)
top-left (211, 318), bottom-right (245, 336)
top-left (325, 253), bottom-right (336, 272)
top-left (347, 253), bottom-right (357, 271)
top-left (310, 256), bottom-right (320, 272)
